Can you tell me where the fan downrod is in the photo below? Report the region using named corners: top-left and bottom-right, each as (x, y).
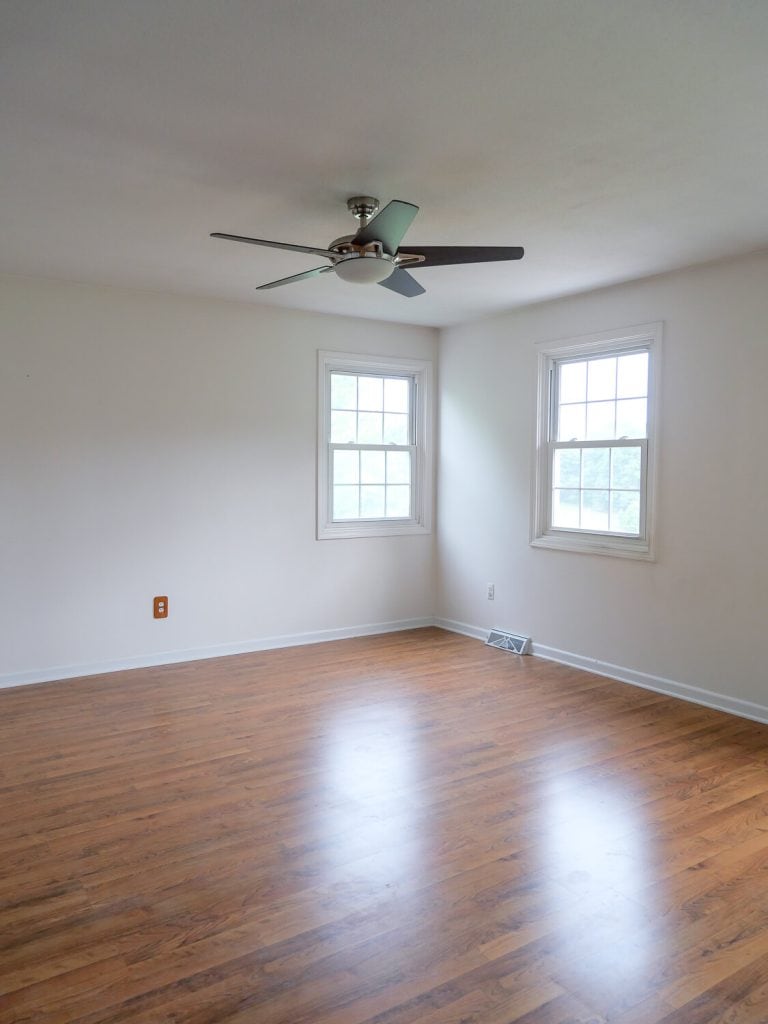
top-left (346, 196), bottom-right (379, 227)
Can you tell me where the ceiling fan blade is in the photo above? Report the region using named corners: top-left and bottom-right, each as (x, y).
top-left (352, 200), bottom-right (419, 254)
top-left (256, 266), bottom-right (333, 291)
top-left (400, 245), bottom-right (524, 267)
top-left (211, 232), bottom-right (338, 259)
top-left (378, 268), bottom-right (426, 298)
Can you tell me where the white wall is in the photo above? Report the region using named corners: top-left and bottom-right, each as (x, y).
top-left (4, 254), bottom-right (767, 715)
top-left (438, 252), bottom-right (768, 711)
top-left (0, 275), bottom-right (438, 683)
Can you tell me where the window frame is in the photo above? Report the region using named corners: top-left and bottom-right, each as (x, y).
top-left (317, 350), bottom-right (433, 540)
top-left (531, 322), bottom-right (662, 560)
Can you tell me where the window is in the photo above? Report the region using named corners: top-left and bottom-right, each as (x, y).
top-left (532, 323), bottom-right (661, 558)
top-left (317, 351), bottom-right (433, 539)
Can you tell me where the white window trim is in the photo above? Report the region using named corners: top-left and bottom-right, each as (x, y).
top-left (531, 322), bottom-right (662, 560)
top-left (317, 350), bottom-right (433, 540)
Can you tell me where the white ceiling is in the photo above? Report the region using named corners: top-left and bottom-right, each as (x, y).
top-left (2, 1), bottom-right (767, 328)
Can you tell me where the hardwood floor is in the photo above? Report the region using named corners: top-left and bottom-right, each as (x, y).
top-left (2, 628), bottom-right (768, 1023)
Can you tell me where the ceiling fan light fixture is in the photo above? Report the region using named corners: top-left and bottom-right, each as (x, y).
top-left (333, 253), bottom-right (395, 285)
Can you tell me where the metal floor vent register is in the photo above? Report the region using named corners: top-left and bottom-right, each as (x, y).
top-left (486, 629), bottom-right (531, 655)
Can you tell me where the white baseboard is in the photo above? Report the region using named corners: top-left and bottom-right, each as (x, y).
top-left (0, 617), bottom-right (435, 691)
top-left (435, 618), bottom-right (768, 726)
top-left (432, 617), bottom-right (488, 642)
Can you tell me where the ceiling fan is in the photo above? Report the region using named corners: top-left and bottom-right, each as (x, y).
top-left (211, 197), bottom-right (524, 298)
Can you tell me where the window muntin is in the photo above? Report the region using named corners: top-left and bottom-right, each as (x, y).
top-left (532, 324), bottom-right (660, 559)
top-left (329, 371), bottom-right (415, 522)
top-left (317, 352), bottom-right (432, 539)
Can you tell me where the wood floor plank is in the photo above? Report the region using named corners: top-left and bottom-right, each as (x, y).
top-left (2, 628), bottom-right (768, 1023)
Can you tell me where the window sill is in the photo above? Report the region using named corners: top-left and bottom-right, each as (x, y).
top-left (318, 520), bottom-right (431, 540)
top-left (531, 532), bottom-right (654, 561)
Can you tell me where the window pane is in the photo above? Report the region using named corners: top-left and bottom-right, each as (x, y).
top-left (387, 450), bottom-right (410, 484)
top-left (610, 490), bottom-right (640, 534)
top-left (360, 485), bottom-right (385, 518)
top-left (385, 485), bottom-right (411, 518)
top-left (358, 375), bottom-right (383, 411)
top-left (558, 403), bottom-right (586, 441)
top-left (331, 373), bottom-right (357, 410)
top-left (383, 413), bottom-right (409, 445)
top-left (582, 489), bottom-right (609, 531)
top-left (559, 361), bottom-right (586, 404)
top-left (333, 485), bottom-right (359, 520)
top-left (586, 401), bottom-right (615, 440)
top-left (611, 446), bottom-right (642, 490)
top-left (581, 447), bottom-right (610, 489)
top-left (333, 449), bottom-right (359, 485)
top-left (617, 352), bottom-right (648, 399)
top-left (587, 357), bottom-right (617, 401)
top-left (553, 448), bottom-right (581, 488)
top-left (552, 489), bottom-right (580, 528)
top-left (615, 398), bottom-right (647, 438)
top-left (358, 412), bottom-right (383, 444)
top-left (360, 450), bottom-right (385, 484)
top-left (331, 410), bottom-right (356, 443)
top-left (384, 377), bottom-right (409, 413)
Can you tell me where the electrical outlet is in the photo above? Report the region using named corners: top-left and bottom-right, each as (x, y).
top-left (487, 583), bottom-right (495, 601)
top-left (153, 596), bottom-right (168, 619)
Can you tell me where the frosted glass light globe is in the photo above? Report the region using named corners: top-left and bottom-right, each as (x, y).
top-left (334, 254), bottom-right (395, 284)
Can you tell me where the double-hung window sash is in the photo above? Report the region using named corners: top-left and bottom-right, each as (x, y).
top-left (545, 347), bottom-right (651, 539)
top-left (328, 371), bottom-right (416, 523)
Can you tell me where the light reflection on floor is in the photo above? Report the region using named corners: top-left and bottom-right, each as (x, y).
top-left (541, 778), bottom-right (646, 892)
top-left (313, 700), bottom-right (423, 893)
top-left (310, 699), bottom-right (672, 1005)
top-left (538, 775), bottom-right (659, 989)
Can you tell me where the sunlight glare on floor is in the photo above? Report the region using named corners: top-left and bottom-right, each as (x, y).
top-left (315, 700), bottom-right (423, 890)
